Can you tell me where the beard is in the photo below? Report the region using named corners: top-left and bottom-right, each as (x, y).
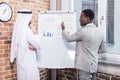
top-left (80, 23), bottom-right (86, 27)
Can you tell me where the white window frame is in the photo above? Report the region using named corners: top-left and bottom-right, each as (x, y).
top-left (98, 0), bottom-right (120, 75)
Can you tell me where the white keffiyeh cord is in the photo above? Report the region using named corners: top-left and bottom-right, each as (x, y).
top-left (10, 9), bottom-right (32, 63)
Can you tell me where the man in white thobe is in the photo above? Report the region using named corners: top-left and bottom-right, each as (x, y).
top-left (10, 9), bottom-right (41, 80)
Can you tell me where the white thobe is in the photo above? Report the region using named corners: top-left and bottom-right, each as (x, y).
top-left (16, 27), bottom-right (41, 80)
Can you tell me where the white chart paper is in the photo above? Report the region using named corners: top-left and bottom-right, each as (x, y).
top-left (38, 11), bottom-right (76, 68)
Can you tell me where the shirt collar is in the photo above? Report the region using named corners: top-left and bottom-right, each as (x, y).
top-left (86, 23), bottom-right (94, 27)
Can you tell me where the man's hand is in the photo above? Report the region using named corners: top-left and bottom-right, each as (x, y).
top-left (29, 23), bottom-right (37, 34)
top-left (29, 44), bottom-right (36, 51)
top-left (61, 22), bottom-right (65, 30)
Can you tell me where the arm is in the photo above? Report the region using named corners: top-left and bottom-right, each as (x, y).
top-left (61, 22), bottom-right (83, 42)
top-left (62, 29), bottom-right (83, 42)
top-left (26, 28), bottom-right (41, 50)
top-left (98, 40), bottom-right (107, 53)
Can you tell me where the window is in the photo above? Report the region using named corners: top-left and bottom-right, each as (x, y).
top-left (82, 0), bottom-right (120, 54)
top-left (107, 0), bottom-right (114, 44)
top-left (56, 0), bottom-right (61, 10)
top-left (50, 0), bottom-right (74, 11)
top-left (23, 0), bottom-right (29, 2)
top-left (107, 0), bottom-right (120, 54)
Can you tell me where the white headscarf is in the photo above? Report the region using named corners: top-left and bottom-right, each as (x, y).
top-left (10, 9), bottom-right (32, 63)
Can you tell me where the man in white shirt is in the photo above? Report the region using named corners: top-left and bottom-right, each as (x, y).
top-left (61, 9), bottom-right (106, 80)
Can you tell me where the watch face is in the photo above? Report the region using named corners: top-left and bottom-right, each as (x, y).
top-left (0, 2), bottom-right (13, 22)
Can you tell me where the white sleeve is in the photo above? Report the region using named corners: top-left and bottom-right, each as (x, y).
top-left (62, 29), bottom-right (83, 42)
top-left (26, 28), bottom-right (41, 50)
top-left (98, 40), bottom-right (107, 53)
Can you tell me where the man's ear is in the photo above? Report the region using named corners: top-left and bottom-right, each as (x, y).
top-left (87, 17), bottom-right (91, 23)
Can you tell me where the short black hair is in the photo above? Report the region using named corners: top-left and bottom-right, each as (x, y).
top-left (82, 9), bottom-right (94, 21)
